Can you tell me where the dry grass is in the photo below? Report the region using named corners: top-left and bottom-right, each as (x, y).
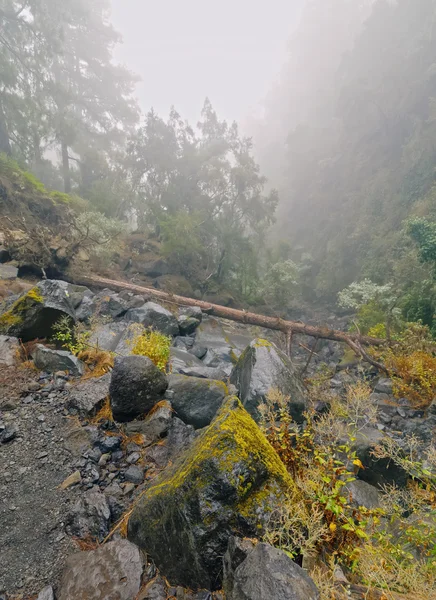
top-left (90, 396), bottom-right (114, 424)
top-left (72, 535), bottom-right (99, 552)
top-left (78, 348), bottom-right (114, 379)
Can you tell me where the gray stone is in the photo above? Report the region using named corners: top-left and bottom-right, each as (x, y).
top-left (66, 490), bottom-right (111, 541)
top-left (124, 465), bottom-right (144, 484)
top-left (138, 575), bottom-right (168, 600)
top-left (36, 586), bottom-right (54, 600)
top-left (178, 315), bottom-right (201, 335)
top-left (344, 479), bottom-right (380, 509)
top-left (223, 538), bottom-right (319, 600)
top-left (96, 434), bottom-right (122, 453)
top-left (374, 378), bottom-right (394, 395)
top-left (173, 336), bottom-right (195, 350)
top-left (0, 264), bottom-right (18, 279)
top-left (32, 344), bottom-right (84, 376)
top-left (88, 321), bottom-right (128, 352)
top-left (125, 401), bottom-right (173, 443)
top-left (58, 539), bottom-right (143, 600)
top-left (169, 347), bottom-right (205, 374)
top-left (125, 301), bottom-right (179, 336)
top-left (0, 423), bottom-right (18, 443)
top-left (109, 355), bottom-right (168, 422)
top-left (179, 306), bottom-right (203, 321)
top-left (0, 335), bottom-right (20, 366)
top-left (180, 365), bottom-right (228, 380)
top-left (0, 279), bottom-right (76, 341)
top-left (230, 339), bottom-right (306, 422)
top-left (168, 374), bottom-right (228, 429)
top-left (68, 373), bottom-right (111, 415)
top-left (128, 397), bottom-right (291, 590)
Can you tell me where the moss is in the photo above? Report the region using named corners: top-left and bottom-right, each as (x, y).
top-left (0, 286), bottom-right (43, 332)
top-left (144, 396), bottom-right (294, 501)
top-left (50, 190), bottom-right (72, 204)
top-left (254, 338), bottom-right (273, 349)
top-left (229, 349), bottom-right (239, 365)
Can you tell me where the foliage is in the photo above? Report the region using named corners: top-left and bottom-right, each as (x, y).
top-left (260, 386), bottom-right (436, 598)
top-left (52, 315), bottom-right (91, 356)
top-left (126, 323), bottom-right (171, 372)
top-left (260, 260), bottom-right (300, 308)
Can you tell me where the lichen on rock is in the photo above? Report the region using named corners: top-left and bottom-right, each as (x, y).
top-left (128, 396), bottom-right (295, 590)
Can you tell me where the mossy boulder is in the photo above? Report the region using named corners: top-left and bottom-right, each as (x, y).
top-left (128, 396), bottom-right (294, 590)
top-left (167, 374), bottom-right (228, 429)
top-left (230, 339), bottom-right (306, 422)
top-left (0, 279), bottom-right (75, 341)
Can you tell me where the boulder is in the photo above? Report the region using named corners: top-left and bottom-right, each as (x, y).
top-left (126, 301), bottom-right (179, 336)
top-left (180, 365), bottom-right (228, 381)
top-left (58, 539), bottom-right (143, 600)
top-left (128, 396), bottom-right (294, 590)
top-left (223, 537), bottom-right (319, 600)
top-left (169, 347), bottom-right (205, 374)
top-left (230, 339), bottom-right (306, 422)
top-left (167, 374), bottom-right (228, 429)
top-left (32, 344), bottom-right (84, 376)
top-left (68, 373), bottom-right (111, 415)
top-left (178, 315), bottom-right (201, 335)
top-left (125, 400), bottom-right (173, 443)
top-left (344, 479), bottom-right (380, 509)
top-left (144, 416), bottom-right (196, 469)
top-left (36, 586), bottom-right (54, 600)
top-left (87, 321), bottom-right (128, 352)
top-left (65, 490), bottom-right (111, 541)
top-left (0, 264), bottom-right (18, 279)
top-left (109, 355), bottom-right (168, 422)
top-left (374, 378), bottom-right (394, 395)
top-left (179, 305), bottom-right (203, 321)
top-left (0, 335), bottom-right (20, 366)
top-left (0, 279), bottom-right (75, 341)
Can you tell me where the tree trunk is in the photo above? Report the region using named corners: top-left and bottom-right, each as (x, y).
top-left (0, 101), bottom-right (11, 155)
top-left (73, 274), bottom-right (386, 353)
top-left (61, 140), bottom-right (71, 193)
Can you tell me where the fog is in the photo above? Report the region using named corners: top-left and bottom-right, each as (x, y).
top-left (110, 0), bottom-right (303, 124)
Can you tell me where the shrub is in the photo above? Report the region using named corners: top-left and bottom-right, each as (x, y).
top-left (126, 323), bottom-right (171, 372)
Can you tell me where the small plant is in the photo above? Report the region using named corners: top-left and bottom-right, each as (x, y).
top-left (52, 315), bottom-right (91, 355)
top-left (126, 323), bottom-right (171, 372)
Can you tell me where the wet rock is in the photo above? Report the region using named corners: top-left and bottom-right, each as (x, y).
top-left (68, 373), bottom-right (111, 416)
top-left (374, 378), bottom-right (394, 395)
top-left (180, 365), bottom-right (228, 380)
top-left (0, 423), bottom-right (18, 443)
top-left (0, 335), bottom-right (20, 366)
top-left (168, 375), bottom-right (228, 429)
top-left (58, 539), bottom-right (143, 600)
top-left (344, 479), bottom-right (380, 509)
top-left (124, 465), bottom-right (144, 484)
top-left (32, 344), bottom-right (84, 377)
top-left (66, 490), bottom-right (111, 541)
top-left (173, 336), bottom-right (195, 350)
top-left (179, 306), bottom-right (203, 321)
top-left (223, 538), bottom-right (319, 600)
top-left (125, 301), bottom-right (179, 336)
top-left (178, 315), bottom-right (201, 335)
top-left (87, 321), bottom-right (128, 352)
top-left (230, 339), bottom-right (306, 422)
top-left (36, 586), bottom-right (54, 600)
top-left (128, 397), bottom-right (293, 590)
top-left (125, 401), bottom-right (173, 443)
top-left (110, 355), bottom-right (168, 422)
top-left (0, 279), bottom-right (75, 341)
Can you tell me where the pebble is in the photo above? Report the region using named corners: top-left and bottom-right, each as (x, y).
top-left (127, 452), bottom-right (140, 464)
top-left (60, 470), bottom-right (82, 490)
top-left (0, 423), bottom-right (18, 443)
top-left (124, 465), bottom-right (144, 484)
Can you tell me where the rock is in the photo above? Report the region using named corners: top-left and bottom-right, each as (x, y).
top-left (374, 378), bottom-right (394, 395)
top-left (223, 538), bottom-right (319, 600)
top-left (344, 479), bottom-right (380, 509)
top-left (0, 264), bottom-right (18, 279)
top-left (36, 586), bottom-right (54, 600)
top-left (110, 355), bottom-right (168, 422)
top-left (60, 470), bottom-right (82, 489)
top-left (58, 539), bottom-right (143, 600)
top-left (124, 465), bottom-right (144, 484)
top-left (142, 258), bottom-right (172, 277)
top-left (125, 301), bottom-right (179, 336)
top-left (32, 344), bottom-right (84, 376)
top-left (87, 321), bottom-right (128, 352)
top-left (180, 365), bottom-right (228, 381)
top-left (428, 399), bottom-right (436, 416)
top-left (137, 575), bottom-right (168, 600)
top-left (128, 397), bottom-right (294, 590)
top-left (173, 336), bottom-right (195, 350)
top-left (95, 434), bottom-right (122, 453)
top-left (68, 373), bottom-right (111, 415)
top-left (168, 375), bottom-right (228, 429)
top-left (66, 490), bottom-right (111, 541)
top-left (0, 423), bottom-right (18, 443)
top-left (154, 274), bottom-right (194, 297)
top-left (178, 315), bottom-right (201, 335)
top-left (169, 347), bottom-right (206, 374)
top-left (230, 339), bottom-right (306, 422)
top-left (179, 306), bottom-right (203, 321)
top-left (125, 401), bottom-right (173, 442)
top-left (0, 279), bottom-right (76, 341)
top-left (353, 427), bottom-right (408, 487)
top-left (0, 335), bottom-right (20, 366)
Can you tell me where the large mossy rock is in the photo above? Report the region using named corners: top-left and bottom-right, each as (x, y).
top-left (128, 396), bottom-right (294, 590)
top-left (167, 374), bottom-right (228, 429)
top-left (0, 279), bottom-right (75, 341)
top-left (230, 339), bottom-right (306, 422)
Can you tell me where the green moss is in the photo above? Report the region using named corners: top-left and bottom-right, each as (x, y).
top-left (254, 338), bottom-right (273, 348)
top-left (50, 190), bottom-right (72, 204)
top-left (229, 349), bottom-right (239, 365)
top-left (0, 286), bottom-right (43, 332)
top-left (145, 396), bottom-right (294, 502)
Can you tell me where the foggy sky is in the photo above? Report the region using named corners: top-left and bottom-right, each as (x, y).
top-left (110, 0), bottom-right (303, 125)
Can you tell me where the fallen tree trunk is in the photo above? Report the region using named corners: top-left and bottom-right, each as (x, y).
top-left (74, 274), bottom-right (387, 370)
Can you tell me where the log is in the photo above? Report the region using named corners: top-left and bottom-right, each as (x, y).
top-left (73, 274), bottom-right (387, 368)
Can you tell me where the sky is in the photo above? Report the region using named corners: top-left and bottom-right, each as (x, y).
top-left (110, 0), bottom-right (303, 126)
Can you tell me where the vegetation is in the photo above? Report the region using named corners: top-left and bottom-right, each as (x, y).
top-left (126, 324), bottom-right (172, 372)
top-left (260, 387), bottom-right (436, 599)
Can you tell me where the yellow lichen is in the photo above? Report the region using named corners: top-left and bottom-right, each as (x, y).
top-left (0, 286), bottom-right (43, 332)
